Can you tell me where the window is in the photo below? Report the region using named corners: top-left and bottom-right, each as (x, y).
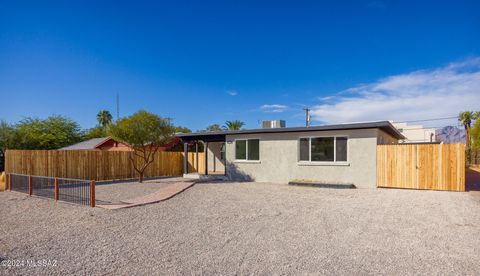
top-left (247, 139), bottom-right (259, 160)
top-left (235, 139), bottom-right (260, 161)
top-left (220, 143), bottom-right (226, 160)
top-left (299, 136), bottom-right (348, 163)
top-left (235, 140), bottom-right (247, 160)
top-left (311, 137), bottom-right (334, 161)
top-left (299, 138), bottom-right (309, 161)
top-left (336, 137), bottom-right (348, 161)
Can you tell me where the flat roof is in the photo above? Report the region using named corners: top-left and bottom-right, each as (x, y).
top-left (177, 121), bottom-right (405, 142)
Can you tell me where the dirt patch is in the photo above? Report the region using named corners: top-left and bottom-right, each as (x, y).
top-left (466, 169), bottom-right (480, 191)
top-left (94, 177), bottom-right (189, 203)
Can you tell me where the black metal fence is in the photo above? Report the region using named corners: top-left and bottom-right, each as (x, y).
top-left (9, 173), bottom-right (29, 194)
top-left (6, 173), bottom-right (95, 207)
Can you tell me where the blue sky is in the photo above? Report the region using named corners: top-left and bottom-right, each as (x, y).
top-left (1, 0), bottom-right (479, 131)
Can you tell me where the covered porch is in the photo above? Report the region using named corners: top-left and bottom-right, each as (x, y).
top-left (180, 133), bottom-right (227, 178)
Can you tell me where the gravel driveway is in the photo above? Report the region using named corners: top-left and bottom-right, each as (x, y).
top-left (95, 177), bottom-right (186, 203)
top-left (1, 182), bottom-right (480, 275)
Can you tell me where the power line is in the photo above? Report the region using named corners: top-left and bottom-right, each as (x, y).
top-left (396, 125), bottom-right (459, 131)
top-left (395, 116), bottom-right (458, 124)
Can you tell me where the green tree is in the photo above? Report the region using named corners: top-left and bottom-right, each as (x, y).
top-left (205, 124), bottom-right (222, 132)
top-left (175, 126), bottom-right (191, 133)
top-left (0, 120), bottom-right (17, 171)
top-left (472, 117), bottom-right (480, 150)
top-left (85, 125), bottom-right (108, 139)
top-left (108, 110), bottom-right (175, 182)
top-left (223, 120), bottom-right (245, 130)
top-left (15, 115), bottom-right (83, 150)
top-left (97, 110), bottom-right (113, 127)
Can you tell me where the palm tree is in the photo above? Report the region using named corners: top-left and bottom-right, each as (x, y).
top-left (223, 120), bottom-right (245, 130)
top-left (474, 111), bottom-right (480, 121)
top-left (97, 110), bottom-right (113, 128)
top-left (458, 111), bottom-right (479, 149)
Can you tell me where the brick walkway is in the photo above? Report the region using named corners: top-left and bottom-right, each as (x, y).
top-left (97, 181), bottom-right (195, 210)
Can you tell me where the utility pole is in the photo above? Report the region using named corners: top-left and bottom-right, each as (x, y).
top-left (116, 93), bottom-right (120, 121)
top-left (303, 107), bottom-right (310, 127)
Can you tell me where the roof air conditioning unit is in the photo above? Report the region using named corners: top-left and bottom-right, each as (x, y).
top-left (261, 120), bottom-right (286, 129)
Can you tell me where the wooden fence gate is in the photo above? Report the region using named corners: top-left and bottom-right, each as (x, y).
top-left (377, 144), bottom-right (465, 191)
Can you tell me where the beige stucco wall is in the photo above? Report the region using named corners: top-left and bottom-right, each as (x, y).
top-left (207, 142), bottom-right (225, 172)
top-left (377, 129), bottom-right (399, 145)
top-left (225, 128), bottom-right (387, 188)
top-left (392, 122), bottom-right (436, 143)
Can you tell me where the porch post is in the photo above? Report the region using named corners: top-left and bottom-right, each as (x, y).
top-left (195, 142), bottom-right (199, 172)
top-left (223, 141), bottom-right (227, 176)
top-left (183, 142), bottom-right (188, 175)
top-left (204, 141), bottom-right (208, 175)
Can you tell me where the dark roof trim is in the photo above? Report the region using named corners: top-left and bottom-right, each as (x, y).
top-left (177, 121), bottom-right (405, 141)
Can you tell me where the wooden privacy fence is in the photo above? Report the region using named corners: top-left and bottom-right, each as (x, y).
top-left (5, 150), bottom-right (205, 181)
top-left (186, 151), bottom-right (206, 173)
top-left (377, 144), bottom-right (465, 191)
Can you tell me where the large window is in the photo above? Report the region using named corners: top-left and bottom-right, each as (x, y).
top-left (299, 136), bottom-right (348, 163)
top-left (235, 139), bottom-right (260, 161)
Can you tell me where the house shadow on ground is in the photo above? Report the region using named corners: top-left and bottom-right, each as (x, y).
top-left (466, 169), bottom-right (480, 191)
top-left (194, 164), bottom-right (254, 184)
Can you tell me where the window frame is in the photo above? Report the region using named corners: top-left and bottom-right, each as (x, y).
top-left (234, 138), bottom-right (260, 162)
top-left (298, 135), bottom-right (349, 165)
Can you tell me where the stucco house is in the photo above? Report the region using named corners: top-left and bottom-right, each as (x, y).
top-left (177, 121), bottom-right (404, 189)
top-left (392, 122), bottom-right (437, 143)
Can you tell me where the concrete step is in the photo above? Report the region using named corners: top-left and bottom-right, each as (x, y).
top-left (288, 181), bottom-right (356, 189)
top-left (183, 173), bottom-right (228, 181)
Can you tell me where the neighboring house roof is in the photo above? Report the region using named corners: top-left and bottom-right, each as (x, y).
top-left (59, 137), bottom-right (109, 150)
top-left (177, 121), bottom-right (406, 141)
top-left (94, 137), bottom-right (128, 149)
top-left (60, 137), bottom-right (181, 151)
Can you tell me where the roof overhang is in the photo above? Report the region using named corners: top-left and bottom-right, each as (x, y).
top-left (176, 121), bottom-right (406, 141)
top-left (178, 133), bottom-right (226, 142)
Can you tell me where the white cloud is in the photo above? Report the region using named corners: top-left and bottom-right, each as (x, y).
top-left (311, 58), bottom-right (480, 124)
top-left (226, 90), bottom-right (238, 96)
top-left (260, 104), bottom-right (289, 113)
top-left (318, 95), bottom-right (335, 101)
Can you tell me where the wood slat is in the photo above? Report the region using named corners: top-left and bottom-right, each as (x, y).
top-left (377, 144), bottom-right (465, 191)
top-left (4, 150), bottom-right (205, 181)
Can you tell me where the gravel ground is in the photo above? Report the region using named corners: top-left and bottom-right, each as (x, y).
top-left (95, 177), bottom-right (186, 203)
top-left (1, 182), bottom-right (480, 275)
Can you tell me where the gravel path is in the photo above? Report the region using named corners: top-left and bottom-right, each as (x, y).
top-left (95, 177), bottom-right (186, 203)
top-left (1, 182), bottom-right (480, 275)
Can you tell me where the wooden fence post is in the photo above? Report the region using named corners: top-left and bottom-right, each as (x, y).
top-left (28, 175), bottom-right (32, 196)
top-left (8, 173), bottom-right (11, 191)
top-left (90, 180), bottom-right (95, 208)
top-left (54, 178), bottom-right (59, 201)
